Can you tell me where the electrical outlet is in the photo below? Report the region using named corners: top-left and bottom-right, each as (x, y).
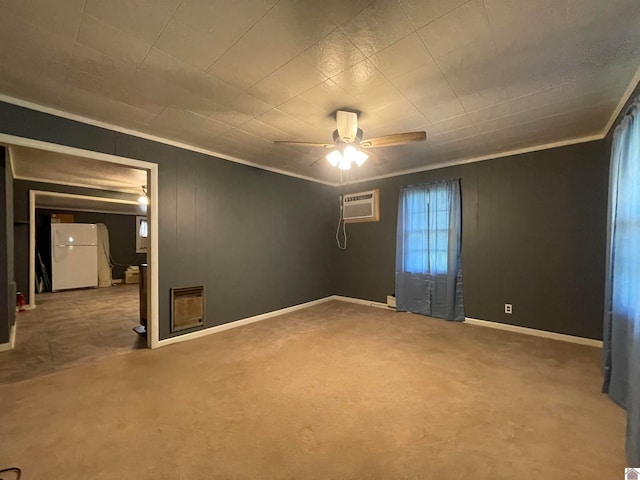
top-left (505, 304), bottom-right (512, 314)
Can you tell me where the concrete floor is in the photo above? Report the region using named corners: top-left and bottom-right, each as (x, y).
top-left (0, 301), bottom-right (625, 479)
top-left (0, 284), bottom-right (145, 384)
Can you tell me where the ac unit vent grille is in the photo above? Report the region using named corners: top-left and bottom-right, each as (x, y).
top-left (344, 203), bottom-right (373, 218)
top-left (345, 193), bottom-right (373, 202)
top-left (342, 189), bottom-right (380, 223)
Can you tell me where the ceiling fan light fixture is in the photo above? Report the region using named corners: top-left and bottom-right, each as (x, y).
top-left (338, 156), bottom-right (351, 170)
top-left (138, 185), bottom-right (149, 205)
top-left (354, 150), bottom-right (368, 166)
top-left (343, 145), bottom-right (358, 162)
top-left (326, 150), bottom-right (342, 167)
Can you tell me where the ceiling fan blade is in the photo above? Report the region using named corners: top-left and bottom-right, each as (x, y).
top-left (360, 131), bottom-right (427, 148)
top-left (273, 141), bottom-right (334, 148)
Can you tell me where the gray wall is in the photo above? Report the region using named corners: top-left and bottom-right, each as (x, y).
top-left (36, 209), bottom-right (146, 280)
top-left (2, 101), bottom-right (335, 340)
top-left (0, 148), bottom-right (15, 343)
top-left (0, 98), bottom-right (620, 343)
top-left (334, 141), bottom-right (609, 340)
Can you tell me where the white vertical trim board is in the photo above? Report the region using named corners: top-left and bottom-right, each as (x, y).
top-left (29, 190), bottom-right (36, 309)
top-left (157, 296), bottom-right (335, 348)
top-left (0, 323), bottom-right (17, 352)
top-left (148, 163), bottom-right (159, 349)
top-left (464, 317), bottom-right (603, 348)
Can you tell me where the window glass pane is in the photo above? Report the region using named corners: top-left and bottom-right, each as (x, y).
top-left (434, 211), bottom-right (448, 229)
top-left (401, 185), bottom-right (450, 275)
top-left (139, 219), bottom-right (148, 238)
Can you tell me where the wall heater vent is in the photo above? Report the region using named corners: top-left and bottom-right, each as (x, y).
top-left (343, 189), bottom-right (380, 223)
top-left (171, 286), bottom-right (205, 332)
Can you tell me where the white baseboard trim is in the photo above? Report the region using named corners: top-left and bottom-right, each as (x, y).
top-left (0, 323), bottom-right (17, 352)
top-left (464, 317), bottom-right (603, 348)
top-left (157, 296), bottom-right (335, 348)
top-left (147, 294), bottom-right (604, 350)
top-left (331, 295), bottom-right (390, 309)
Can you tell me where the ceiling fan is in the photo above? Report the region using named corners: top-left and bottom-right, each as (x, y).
top-left (273, 110), bottom-right (427, 170)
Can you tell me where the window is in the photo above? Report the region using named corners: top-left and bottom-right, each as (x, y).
top-left (400, 184), bottom-right (451, 275)
top-left (136, 216), bottom-right (148, 253)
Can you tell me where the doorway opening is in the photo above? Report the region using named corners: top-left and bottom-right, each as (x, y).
top-left (1, 135), bottom-right (159, 382)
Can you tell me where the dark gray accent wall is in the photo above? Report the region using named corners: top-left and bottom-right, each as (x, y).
top-left (335, 141), bottom-right (609, 340)
top-left (2, 101), bottom-right (335, 340)
top-left (0, 148), bottom-right (15, 343)
top-left (36, 209), bottom-right (145, 280)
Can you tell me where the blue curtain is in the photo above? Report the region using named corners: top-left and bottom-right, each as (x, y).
top-left (395, 179), bottom-right (464, 321)
top-left (603, 98), bottom-right (640, 465)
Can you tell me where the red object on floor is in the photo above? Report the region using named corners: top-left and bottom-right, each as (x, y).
top-left (16, 292), bottom-right (26, 312)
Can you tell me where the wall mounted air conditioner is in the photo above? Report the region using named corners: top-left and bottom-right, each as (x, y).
top-left (343, 189), bottom-right (380, 223)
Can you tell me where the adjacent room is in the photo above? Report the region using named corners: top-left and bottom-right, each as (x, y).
top-left (0, 1), bottom-right (638, 478)
top-left (2, 146), bottom-right (151, 383)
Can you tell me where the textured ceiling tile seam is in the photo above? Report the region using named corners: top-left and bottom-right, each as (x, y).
top-left (201, 0), bottom-right (283, 73)
top-left (325, 10), bottom-right (442, 124)
top-left (205, 31), bottom-right (331, 99)
top-left (139, 0), bottom-right (187, 65)
top-left (397, 0), bottom-right (471, 121)
top-left (398, 0), bottom-right (474, 31)
top-left (462, 79), bottom-right (602, 130)
top-left (239, 43), bottom-right (334, 105)
top-left (0, 91), bottom-right (618, 189)
top-left (73, 0), bottom-right (89, 43)
top-left (2, 0), bottom-right (639, 184)
top-left (343, 134), bottom-right (604, 186)
top-left (335, 7), bottom-right (425, 69)
top-left (473, 99), bottom-right (616, 137)
top-left (228, 65), bottom-right (353, 129)
top-left (334, 0), bottom-right (379, 27)
top-left (349, 41), bottom-right (442, 138)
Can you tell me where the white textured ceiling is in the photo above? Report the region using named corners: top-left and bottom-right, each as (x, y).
top-left (0, 0), bottom-right (638, 183)
top-left (9, 146), bottom-right (148, 195)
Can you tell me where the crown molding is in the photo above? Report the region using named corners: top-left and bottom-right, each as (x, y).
top-left (0, 94), bottom-right (335, 187)
top-left (2, 66), bottom-right (639, 190)
top-left (341, 134), bottom-right (603, 186)
top-left (603, 65), bottom-right (640, 136)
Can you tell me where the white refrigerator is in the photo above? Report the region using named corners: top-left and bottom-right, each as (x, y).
top-left (51, 223), bottom-right (98, 291)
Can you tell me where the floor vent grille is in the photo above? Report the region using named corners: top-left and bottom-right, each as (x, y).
top-left (171, 286), bottom-right (204, 332)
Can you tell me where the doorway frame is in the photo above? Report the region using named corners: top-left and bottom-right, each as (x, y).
top-left (2, 134), bottom-right (160, 349)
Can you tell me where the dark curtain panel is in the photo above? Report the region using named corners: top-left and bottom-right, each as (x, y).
top-left (603, 98), bottom-right (640, 465)
top-left (395, 179), bottom-right (464, 321)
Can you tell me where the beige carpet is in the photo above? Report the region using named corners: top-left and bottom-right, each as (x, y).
top-left (0, 301), bottom-right (625, 479)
